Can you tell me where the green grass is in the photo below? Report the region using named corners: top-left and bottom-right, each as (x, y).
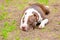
top-left (5, 0), bottom-right (11, 3)
top-left (22, 0), bottom-right (30, 3)
top-left (36, 0), bottom-right (48, 5)
top-left (0, 12), bottom-right (8, 20)
top-left (16, 0), bottom-right (48, 10)
top-left (5, 0), bottom-right (12, 5)
top-left (1, 20), bottom-right (16, 40)
top-left (0, 0), bottom-right (12, 9)
top-left (40, 27), bottom-right (51, 32)
top-left (24, 37), bottom-right (30, 40)
top-left (16, 4), bottom-right (28, 10)
top-left (35, 37), bottom-right (41, 40)
top-left (40, 28), bottom-right (46, 32)
top-left (0, 4), bottom-right (5, 10)
top-left (58, 22), bottom-right (60, 25)
top-left (52, 33), bottom-right (60, 39)
top-left (49, 0), bottom-right (56, 4)
top-left (15, 37), bottom-right (20, 40)
top-left (24, 37), bottom-right (40, 40)
top-left (15, 29), bottom-right (21, 40)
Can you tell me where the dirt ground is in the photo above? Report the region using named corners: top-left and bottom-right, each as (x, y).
top-left (0, 0), bottom-right (60, 40)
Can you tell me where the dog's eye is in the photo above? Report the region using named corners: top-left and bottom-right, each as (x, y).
top-left (33, 14), bottom-right (36, 16)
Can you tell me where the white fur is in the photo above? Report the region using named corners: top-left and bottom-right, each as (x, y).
top-left (20, 8), bottom-right (43, 29)
top-left (39, 19), bottom-right (48, 28)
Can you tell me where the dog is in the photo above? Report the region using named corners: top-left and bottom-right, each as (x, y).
top-left (20, 3), bottom-right (49, 31)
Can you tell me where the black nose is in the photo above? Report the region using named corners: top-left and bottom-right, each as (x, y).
top-left (22, 27), bottom-right (26, 31)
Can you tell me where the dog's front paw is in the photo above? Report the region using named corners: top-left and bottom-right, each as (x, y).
top-left (38, 24), bottom-right (45, 29)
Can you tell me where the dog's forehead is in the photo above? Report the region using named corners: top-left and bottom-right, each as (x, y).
top-left (24, 8), bottom-right (40, 17)
top-left (24, 8), bottom-right (35, 15)
top-left (23, 8), bottom-right (35, 20)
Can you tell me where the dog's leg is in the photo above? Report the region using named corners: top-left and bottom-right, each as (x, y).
top-left (39, 19), bottom-right (48, 28)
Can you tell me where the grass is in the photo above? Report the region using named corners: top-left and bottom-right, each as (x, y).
top-left (34, 37), bottom-right (41, 40)
top-left (40, 27), bottom-right (51, 33)
top-left (51, 33), bottom-right (60, 39)
top-left (0, 0), bottom-right (48, 11)
top-left (15, 37), bottom-right (20, 40)
top-left (15, 29), bottom-right (21, 40)
top-left (49, 0), bottom-right (56, 4)
top-left (0, 5), bottom-right (5, 10)
top-left (40, 28), bottom-right (46, 32)
top-left (16, 4), bottom-right (28, 10)
top-left (36, 0), bottom-right (48, 5)
top-left (5, 0), bottom-right (11, 3)
top-left (22, 0), bottom-right (30, 3)
top-left (0, 12), bottom-right (8, 20)
top-left (0, 4), bottom-right (5, 10)
top-left (5, 0), bottom-right (12, 5)
top-left (16, 0), bottom-right (48, 10)
top-left (23, 37), bottom-right (40, 40)
top-left (58, 22), bottom-right (60, 25)
top-left (24, 37), bottom-right (30, 40)
top-left (1, 20), bottom-right (16, 40)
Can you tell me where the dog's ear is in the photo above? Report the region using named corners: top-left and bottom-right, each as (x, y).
top-left (45, 6), bottom-right (50, 15)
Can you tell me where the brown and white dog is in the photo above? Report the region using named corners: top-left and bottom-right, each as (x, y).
top-left (20, 3), bottom-right (49, 31)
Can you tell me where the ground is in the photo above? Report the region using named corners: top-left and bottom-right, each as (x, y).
top-left (0, 0), bottom-right (60, 40)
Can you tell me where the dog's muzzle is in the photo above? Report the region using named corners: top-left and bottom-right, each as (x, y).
top-left (20, 24), bottom-right (29, 31)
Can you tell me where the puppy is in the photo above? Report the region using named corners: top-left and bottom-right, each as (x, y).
top-left (20, 3), bottom-right (49, 31)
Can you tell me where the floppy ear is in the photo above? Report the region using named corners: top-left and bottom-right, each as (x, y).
top-left (45, 6), bottom-right (50, 15)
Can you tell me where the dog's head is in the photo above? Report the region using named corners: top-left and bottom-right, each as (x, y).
top-left (20, 11), bottom-right (39, 31)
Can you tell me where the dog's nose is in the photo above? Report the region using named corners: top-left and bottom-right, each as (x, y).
top-left (22, 27), bottom-right (26, 31)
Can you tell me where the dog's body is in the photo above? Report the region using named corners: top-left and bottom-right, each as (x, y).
top-left (20, 3), bottom-right (49, 31)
